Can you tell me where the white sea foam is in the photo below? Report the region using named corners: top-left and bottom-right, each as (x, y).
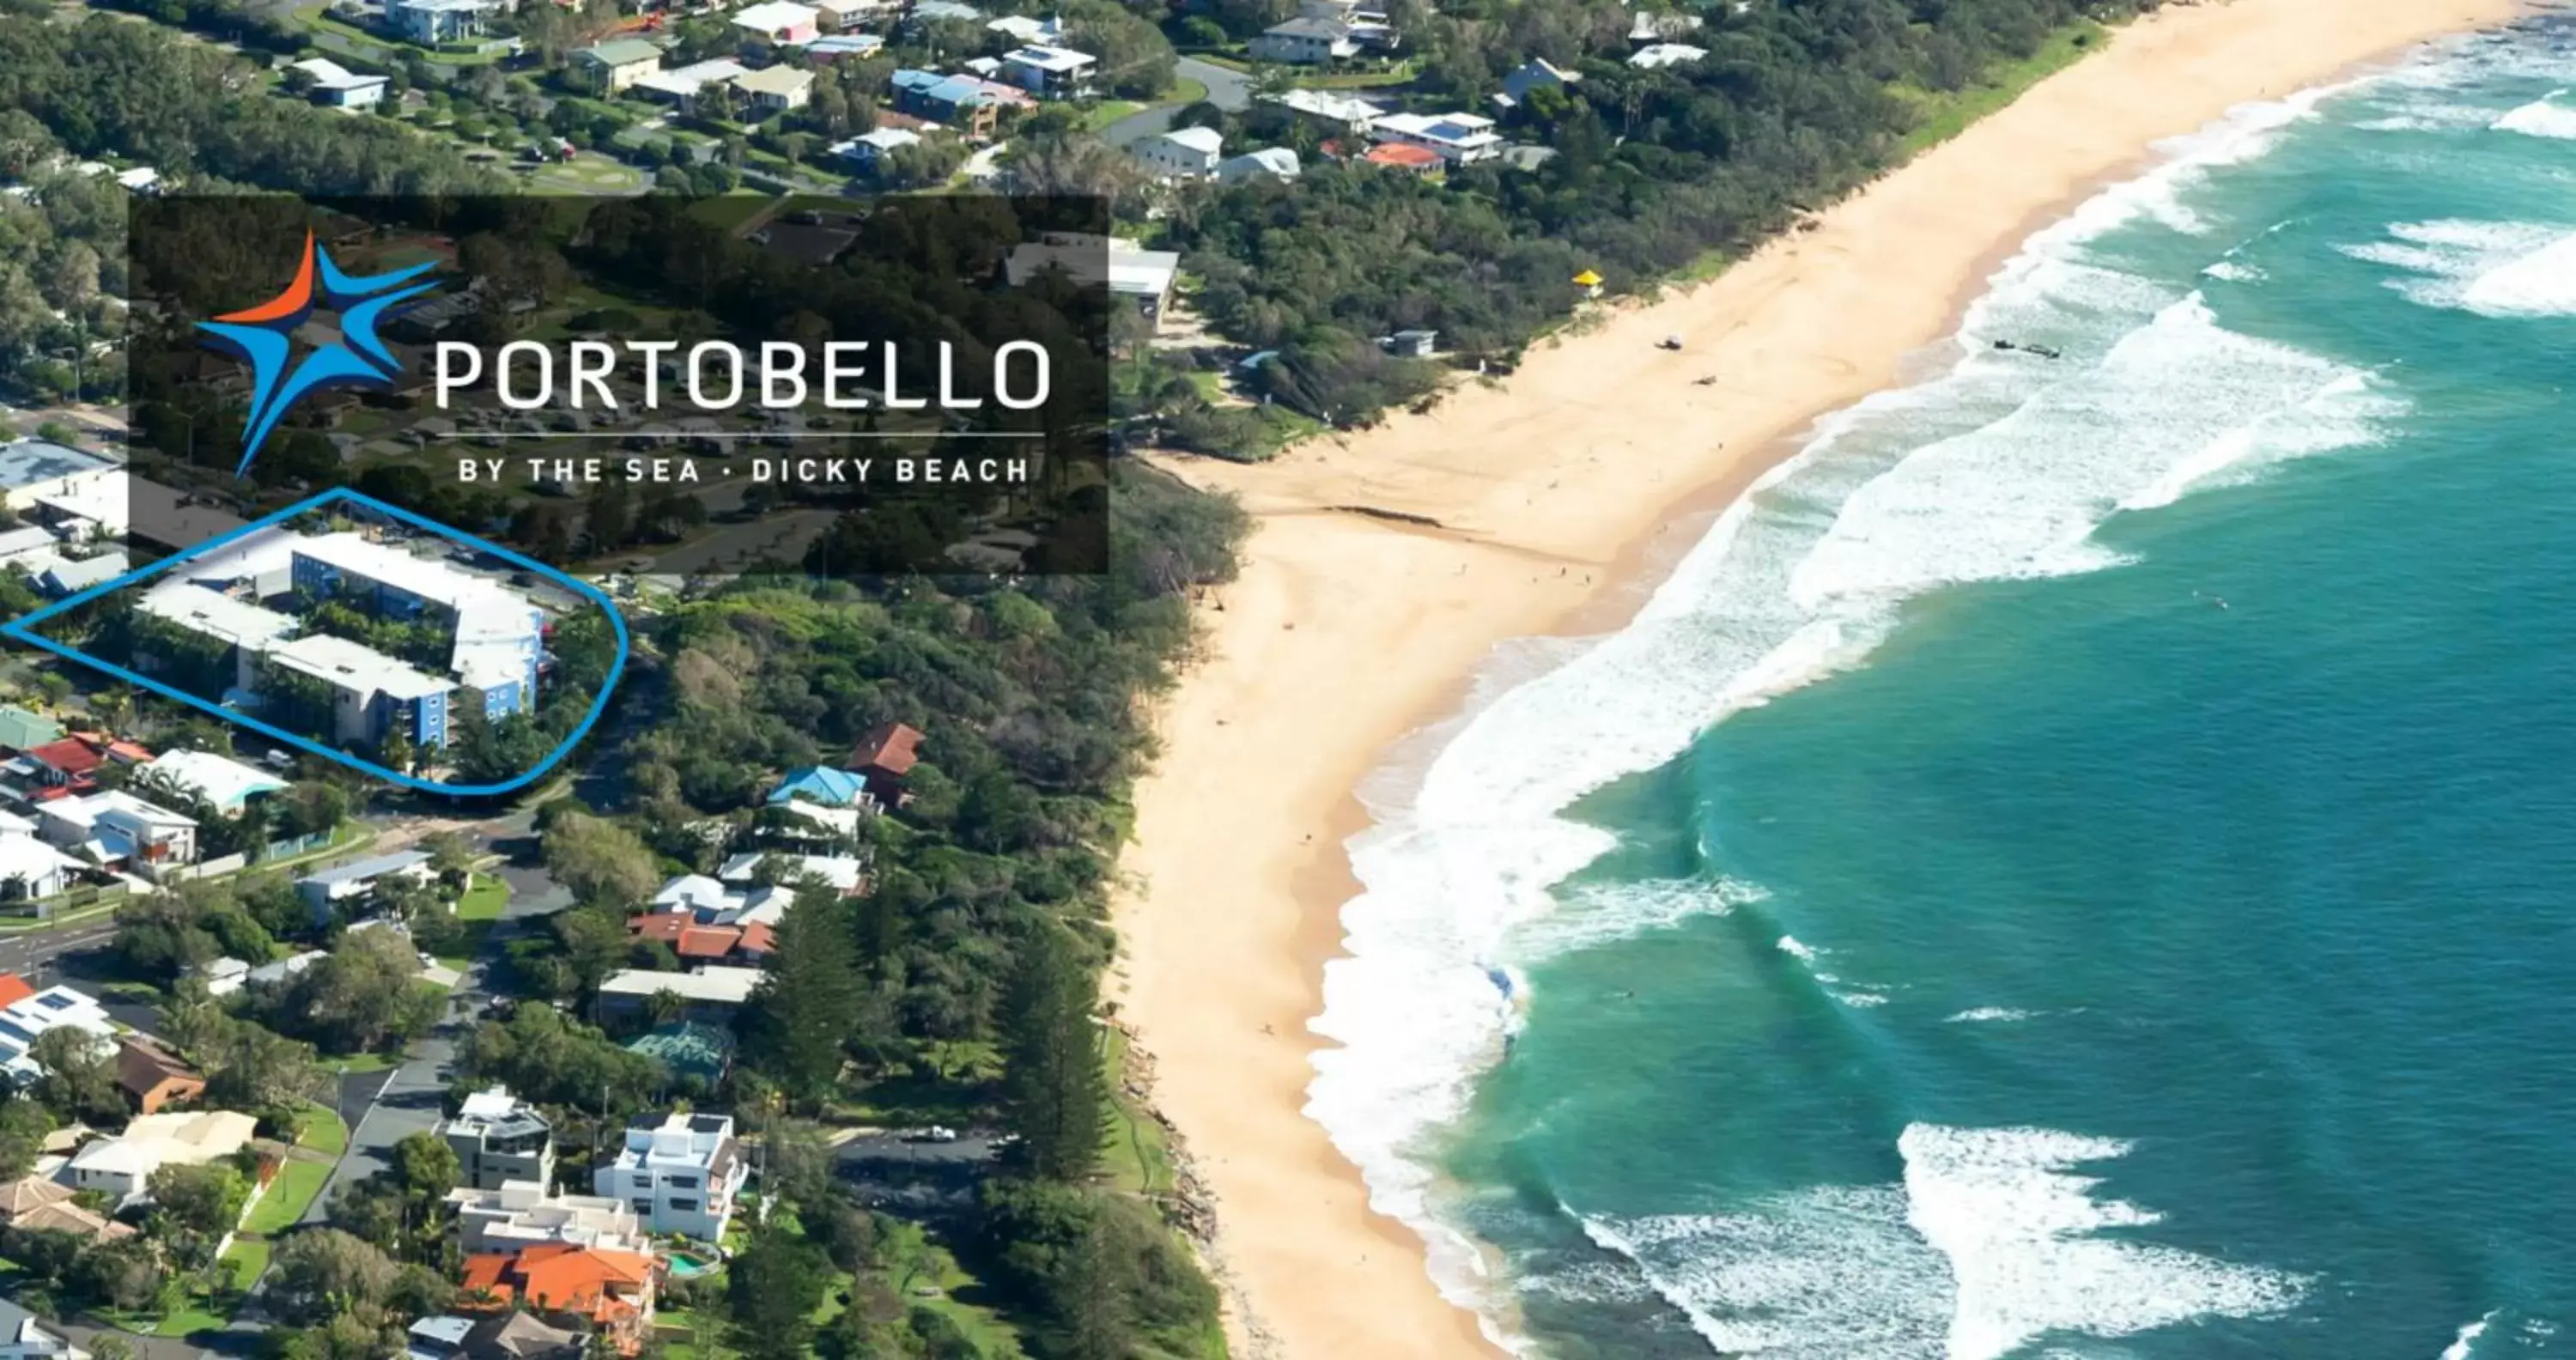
top-left (1904, 1126), bottom-right (2306, 1359)
top-left (2201, 260), bottom-right (2265, 282)
top-left (2441, 1311), bottom-right (2498, 1360)
top-left (2494, 89), bottom-right (2576, 139)
top-left (1554, 1126), bottom-right (2303, 1359)
top-left (1508, 875), bottom-right (1765, 956)
top-left (1943, 1007), bottom-right (2036, 1023)
top-left (1305, 82), bottom-right (2390, 1359)
top-left (2344, 219), bottom-right (2576, 318)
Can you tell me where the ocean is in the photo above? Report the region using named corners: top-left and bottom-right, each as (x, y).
top-left (1305, 16), bottom-right (2576, 1360)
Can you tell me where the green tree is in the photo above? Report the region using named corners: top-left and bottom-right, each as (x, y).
top-left (995, 924), bottom-right (1109, 1181)
top-left (723, 1221), bottom-right (829, 1360)
top-left (29, 1026), bottom-right (123, 1126)
top-left (744, 888), bottom-right (860, 1102)
top-left (0, 1096), bottom-right (52, 1180)
top-left (268, 1228), bottom-right (400, 1327)
top-left (542, 811), bottom-right (662, 908)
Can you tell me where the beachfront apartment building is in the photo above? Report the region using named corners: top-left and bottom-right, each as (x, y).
top-left (288, 533), bottom-right (544, 718)
top-left (260, 634), bottom-right (457, 749)
top-left (441, 1087), bottom-right (558, 1191)
top-left (594, 1112), bottom-right (747, 1242)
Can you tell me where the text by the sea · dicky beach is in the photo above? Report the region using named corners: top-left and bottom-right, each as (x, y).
top-left (458, 457), bottom-right (1032, 485)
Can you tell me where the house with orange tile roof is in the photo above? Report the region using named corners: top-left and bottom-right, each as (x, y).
top-left (459, 1243), bottom-right (658, 1353)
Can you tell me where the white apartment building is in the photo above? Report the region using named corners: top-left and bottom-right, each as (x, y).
top-left (594, 1112), bottom-right (747, 1242)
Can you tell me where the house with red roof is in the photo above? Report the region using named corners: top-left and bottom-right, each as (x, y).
top-left (1360, 142), bottom-right (1443, 175)
top-left (848, 721), bottom-right (924, 804)
top-left (459, 1243), bottom-right (658, 1353)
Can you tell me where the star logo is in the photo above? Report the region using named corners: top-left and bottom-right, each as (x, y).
top-left (198, 231), bottom-right (440, 477)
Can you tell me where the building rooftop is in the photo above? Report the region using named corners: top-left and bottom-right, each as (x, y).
top-left (137, 749), bottom-right (289, 811)
top-left (299, 848), bottom-right (433, 888)
top-left (735, 64), bottom-right (816, 97)
top-left (268, 632), bottom-right (455, 701)
top-left (579, 38), bottom-right (663, 66)
top-left (138, 580), bottom-right (302, 650)
top-left (1003, 43), bottom-right (1095, 72)
top-left (1160, 125), bottom-right (1224, 155)
top-left (291, 57), bottom-right (389, 91)
top-left (449, 1085), bottom-right (552, 1142)
top-left (635, 58), bottom-right (750, 96)
top-left (731, 0), bottom-right (819, 30)
top-left (597, 966), bottom-right (765, 1005)
top-left (0, 439), bottom-right (112, 491)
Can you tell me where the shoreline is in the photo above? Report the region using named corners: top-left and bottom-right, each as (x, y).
top-left (1107, 1), bottom-right (2535, 1357)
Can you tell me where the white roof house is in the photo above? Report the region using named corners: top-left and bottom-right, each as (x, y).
top-left (634, 58), bottom-right (751, 100)
top-left (67, 1109), bottom-right (259, 1202)
top-left (1262, 88), bottom-right (1382, 130)
top-left (1369, 110), bottom-right (1502, 162)
top-left (716, 851), bottom-right (866, 894)
top-left (1134, 125), bottom-right (1224, 179)
top-left (137, 750), bottom-right (289, 813)
top-left (986, 13), bottom-right (1059, 41)
top-left (0, 833), bottom-right (83, 906)
top-left (1001, 234), bottom-right (1182, 307)
top-left (597, 966), bottom-right (766, 1006)
top-left (448, 1180), bottom-right (647, 1254)
top-left (0, 525), bottom-right (62, 563)
top-left (649, 873), bottom-right (792, 927)
top-left (1216, 146), bottom-right (1301, 182)
top-left (0, 983), bottom-right (115, 1085)
top-left (1628, 42), bottom-right (1707, 69)
top-left (729, 0), bottom-right (819, 38)
top-left (39, 790), bottom-right (199, 868)
top-left (290, 57), bottom-right (392, 100)
top-left (834, 126), bottom-right (922, 167)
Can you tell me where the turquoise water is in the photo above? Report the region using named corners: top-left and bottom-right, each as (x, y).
top-left (1309, 18), bottom-right (2576, 1360)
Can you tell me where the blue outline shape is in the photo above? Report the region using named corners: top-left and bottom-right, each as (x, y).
top-left (0, 489), bottom-right (630, 798)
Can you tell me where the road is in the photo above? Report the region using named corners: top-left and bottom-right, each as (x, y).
top-left (1101, 58), bottom-right (1254, 149)
top-left (301, 821), bottom-right (570, 1225)
top-left (0, 917), bottom-right (120, 981)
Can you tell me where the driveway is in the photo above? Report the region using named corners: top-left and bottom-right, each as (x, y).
top-left (1101, 58), bottom-right (1254, 149)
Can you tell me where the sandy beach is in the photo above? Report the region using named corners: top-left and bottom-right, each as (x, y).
top-left (1108, 0), bottom-right (2535, 1356)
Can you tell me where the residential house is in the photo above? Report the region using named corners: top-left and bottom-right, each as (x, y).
top-left (765, 765), bottom-right (878, 811)
top-left (1384, 327), bottom-right (1438, 357)
top-left (0, 834), bottom-right (81, 902)
top-left (574, 39), bottom-right (665, 93)
top-left (716, 851), bottom-right (866, 896)
top-left (197, 956), bottom-right (253, 998)
top-left (114, 1036), bottom-right (205, 1115)
top-left (405, 1315), bottom-right (478, 1360)
top-left (0, 1299), bottom-right (87, 1360)
top-left (1261, 87), bottom-right (1381, 132)
top-left (1495, 58), bottom-right (1579, 108)
top-left (459, 1244), bottom-right (657, 1352)
top-left (459, 1314), bottom-right (583, 1360)
top-left (832, 126), bottom-right (921, 173)
top-left (0, 980), bottom-right (116, 1086)
top-left (1216, 146), bottom-right (1300, 183)
top-left (734, 63), bottom-right (816, 113)
top-left (386, 0), bottom-right (502, 43)
top-left (289, 58), bottom-right (391, 109)
top-left (1359, 141), bottom-right (1443, 175)
top-left (1000, 234), bottom-right (1179, 329)
top-left (999, 44), bottom-right (1095, 100)
top-left (594, 1111), bottom-right (747, 1241)
top-left (38, 789), bottom-right (200, 870)
top-left (0, 1191), bottom-right (131, 1244)
top-left (1369, 111), bottom-right (1501, 163)
top-left (448, 1181), bottom-right (647, 1255)
top-left (595, 967), bottom-right (765, 1027)
top-left (889, 70), bottom-right (1000, 137)
top-left (442, 1087), bottom-right (556, 1191)
top-left (762, 798), bottom-right (867, 847)
top-left (136, 750), bottom-right (287, 814)
top-left (987, 12), bottom-right (1060, 42)
top-left (632, 58), bottom-right (751, 104)
top-left (1627, 41), bottom-right (1705, 69)
top-left (905, 0), bottom-right (982, 21)
top-left (729, 0), bottom-right (820, 46)
top-left (0, 707), bottom-right (64, 754)
top-left (36, 553), bottom-right (127, 599)
top-left (805, 33), bottom-right (884, 60)
top-left (1250, 15), bottom-right (1356, 64)
top-left (297, 850), bottom-right (435, 918)
top-left (1133, 125), bottom-right (1223, 179)
top-left (849, 720), bottom-right (925, 803)
top-left (0, 1174), bottom-right (76, 1226)
top-left (807, 0), bottom-right (890, 28)
top-left (66, 1109), bottom-right (258, 1203)
top-left (647, 872), bottom-right (792, 927)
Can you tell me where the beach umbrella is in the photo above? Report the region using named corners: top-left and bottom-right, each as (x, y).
top-left (1573, 268), bottom-right (1603, 299)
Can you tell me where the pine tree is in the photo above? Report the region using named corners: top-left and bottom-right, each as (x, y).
top-left (997, 922), bottom-right (1110, 1181)
top-left (747, 886), bottom-right (860, 1103)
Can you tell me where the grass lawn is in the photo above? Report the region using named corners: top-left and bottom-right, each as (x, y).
top-left (325, 1049), bottom-right (401, 1076)
top-left (244, 1159), bottom-right (332, 1236)
top-left (152, 1301), bottom-right (229, 1339)
top-left (296, 1102), bottom-right (350, 1157)
top-left (1101, 1028), bottom-right (1176, 1198)
top-left (1893, 21), bottom-right (2105, 156)
top-left (1079, 99), bottom-right (1145, 131)
top-left (457, 873), bottom-right (509, 921)
top-left (219, 1237), bottom-right (272, 1292)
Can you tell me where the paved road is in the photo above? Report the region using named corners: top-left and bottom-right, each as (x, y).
top-left (299, 822), bottom-right (570, 1225)
top-left (1101, 58), bottom-right (1254, 149)
top-left (0, 917), bottom-right (120, 980)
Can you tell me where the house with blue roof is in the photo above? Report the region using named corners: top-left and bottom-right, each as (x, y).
top-left (890, 69), bottom-right (999, 136)
top-left (766, 765), bottom-right (876, 810)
